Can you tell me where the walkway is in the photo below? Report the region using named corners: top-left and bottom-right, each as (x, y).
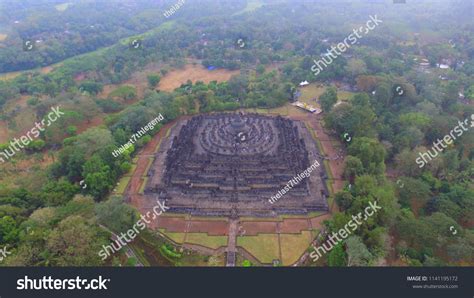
top-left (225, 219), bottom-right (238, 267)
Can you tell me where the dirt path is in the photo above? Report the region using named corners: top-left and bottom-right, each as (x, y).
top-left (292, 111), bottom-right (346, 212)
top-left (126, 119), bottom-right (177, 196)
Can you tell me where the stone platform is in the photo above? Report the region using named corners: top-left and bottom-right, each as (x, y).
top-left (143, 113), bottom-right (329, 217)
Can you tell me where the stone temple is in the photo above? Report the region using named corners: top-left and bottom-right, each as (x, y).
top-left (144, 113), bottom-right (329, 217)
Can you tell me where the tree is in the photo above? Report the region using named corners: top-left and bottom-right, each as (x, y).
top-left (446, 240), bottom-right (473, 263)
top-left (0, 216), bottom-right (19, 244)
top-left (395, 149), bottom-right (424, 177)
top-left (356, 75), bottom-right (379, 92)
top-left (40, 179), bottom-right (80, 207)
top-left (335, 191), bottom-right (354, 211)
top-left (25, 139), bottom-right (46, 152)
top-left (344, 156), bottom-right (364, 182)
top-left (95, 196), bottom-right (138, 233)
top-left (345, 59), bottom-right (367, 79)
top-left (348, 137), bottom-right (386, 175)
top-left (83, 155), bottom-right (115, 200)
top-left (46, 215), bottom-right (106, 266)
top-left (79, 81), bottom-right (103, 95)
top-left (74, 128), bottom-right (114, 157)
top-left (147, 74), bottom-right (161, 88)
top-left (345, 236), bottom-right (372, 266)
top-left (397, 177), bottom-right (431, 211)
top-left (328, 243), bottom-right (346, 266)
top-left (325, 100), bottom-right (376, 138)
top-left (108, 85), bottom-right (137, 101)
top-left (320, 87), bottom-right (338, 112)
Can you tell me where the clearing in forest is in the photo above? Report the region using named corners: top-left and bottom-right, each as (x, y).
top-left (158, 64), bottom-right (239, 92)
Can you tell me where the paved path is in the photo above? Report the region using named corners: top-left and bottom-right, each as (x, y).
top-left (226, 219), bottom-right (238, 266)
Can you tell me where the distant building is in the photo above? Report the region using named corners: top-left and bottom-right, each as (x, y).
top-left (292, 101), bottom-right (321, 114)
top-left (299, 81), bottom-right (309, 87)
top-left (437, 63), bottom-right (450, 69)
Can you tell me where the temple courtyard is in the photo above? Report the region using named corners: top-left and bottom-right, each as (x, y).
top-left (124, 108), bottom-right (344, 266)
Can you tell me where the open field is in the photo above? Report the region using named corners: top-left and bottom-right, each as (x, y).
top-left (159, 64), bottom-right (239, 92)
top-left (280, 231), bottom-right (313, 265)
top-left (159, 229), bottom-right (186, 244)
top-left (0, 152), bottom-right (55, 190)
top-left (0, 63), bottom-right (59, 81)
top-left (299, 84), bottom-right (327, 103)
top-left (185, 233), bottom-right (228, 250)
top-left (298, 83), bottom-right (356, 104)
top-left (159, 229), bottom-right (227, 250)
top-left (0, 70), bottom-right (23, 81)
top-left (237, 234), bottom-right (280, 264)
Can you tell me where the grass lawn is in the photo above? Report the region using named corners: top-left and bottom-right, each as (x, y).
top-left (113, 163), bottom-right (136, 194)
top-left (143, 157), bottom-right (154, 176)
top-left (282, 211), bottom-right (325, 219)
top-left (185, 233), bottom-right (228, 249)
top-left (327, 193), bottom-right (335, 209)
top-left (129, 163), bottom-right (137, 173)
top-left (114, 175), bottom-right (131, 194)
top-left (280, 231), bottom-right (313, 266)
top-left (338, 90), bottom-right (357, 101)
top-left (159, 229), bottom-right (186, 244)
top-left (299, 83), bottom-right (356, 103)
top-left (237, 234), bottom-right (280, 264)
top-left (299, 84), bottom-right (326, 103)
top-left (138, 177), bottom-right (148, 194)
top-left (266, 105), bottom-right (289, 116)
top-left (239, 211), bottom-right (324, 222)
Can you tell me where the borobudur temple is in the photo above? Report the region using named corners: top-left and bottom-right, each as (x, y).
top-left (144, 113), bottom-right (329, 217)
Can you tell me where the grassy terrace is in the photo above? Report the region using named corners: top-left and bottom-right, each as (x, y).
top-left (159, 229), bottom-right (227, 250)
top-left (237, 234), bottom-right (280, 264)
